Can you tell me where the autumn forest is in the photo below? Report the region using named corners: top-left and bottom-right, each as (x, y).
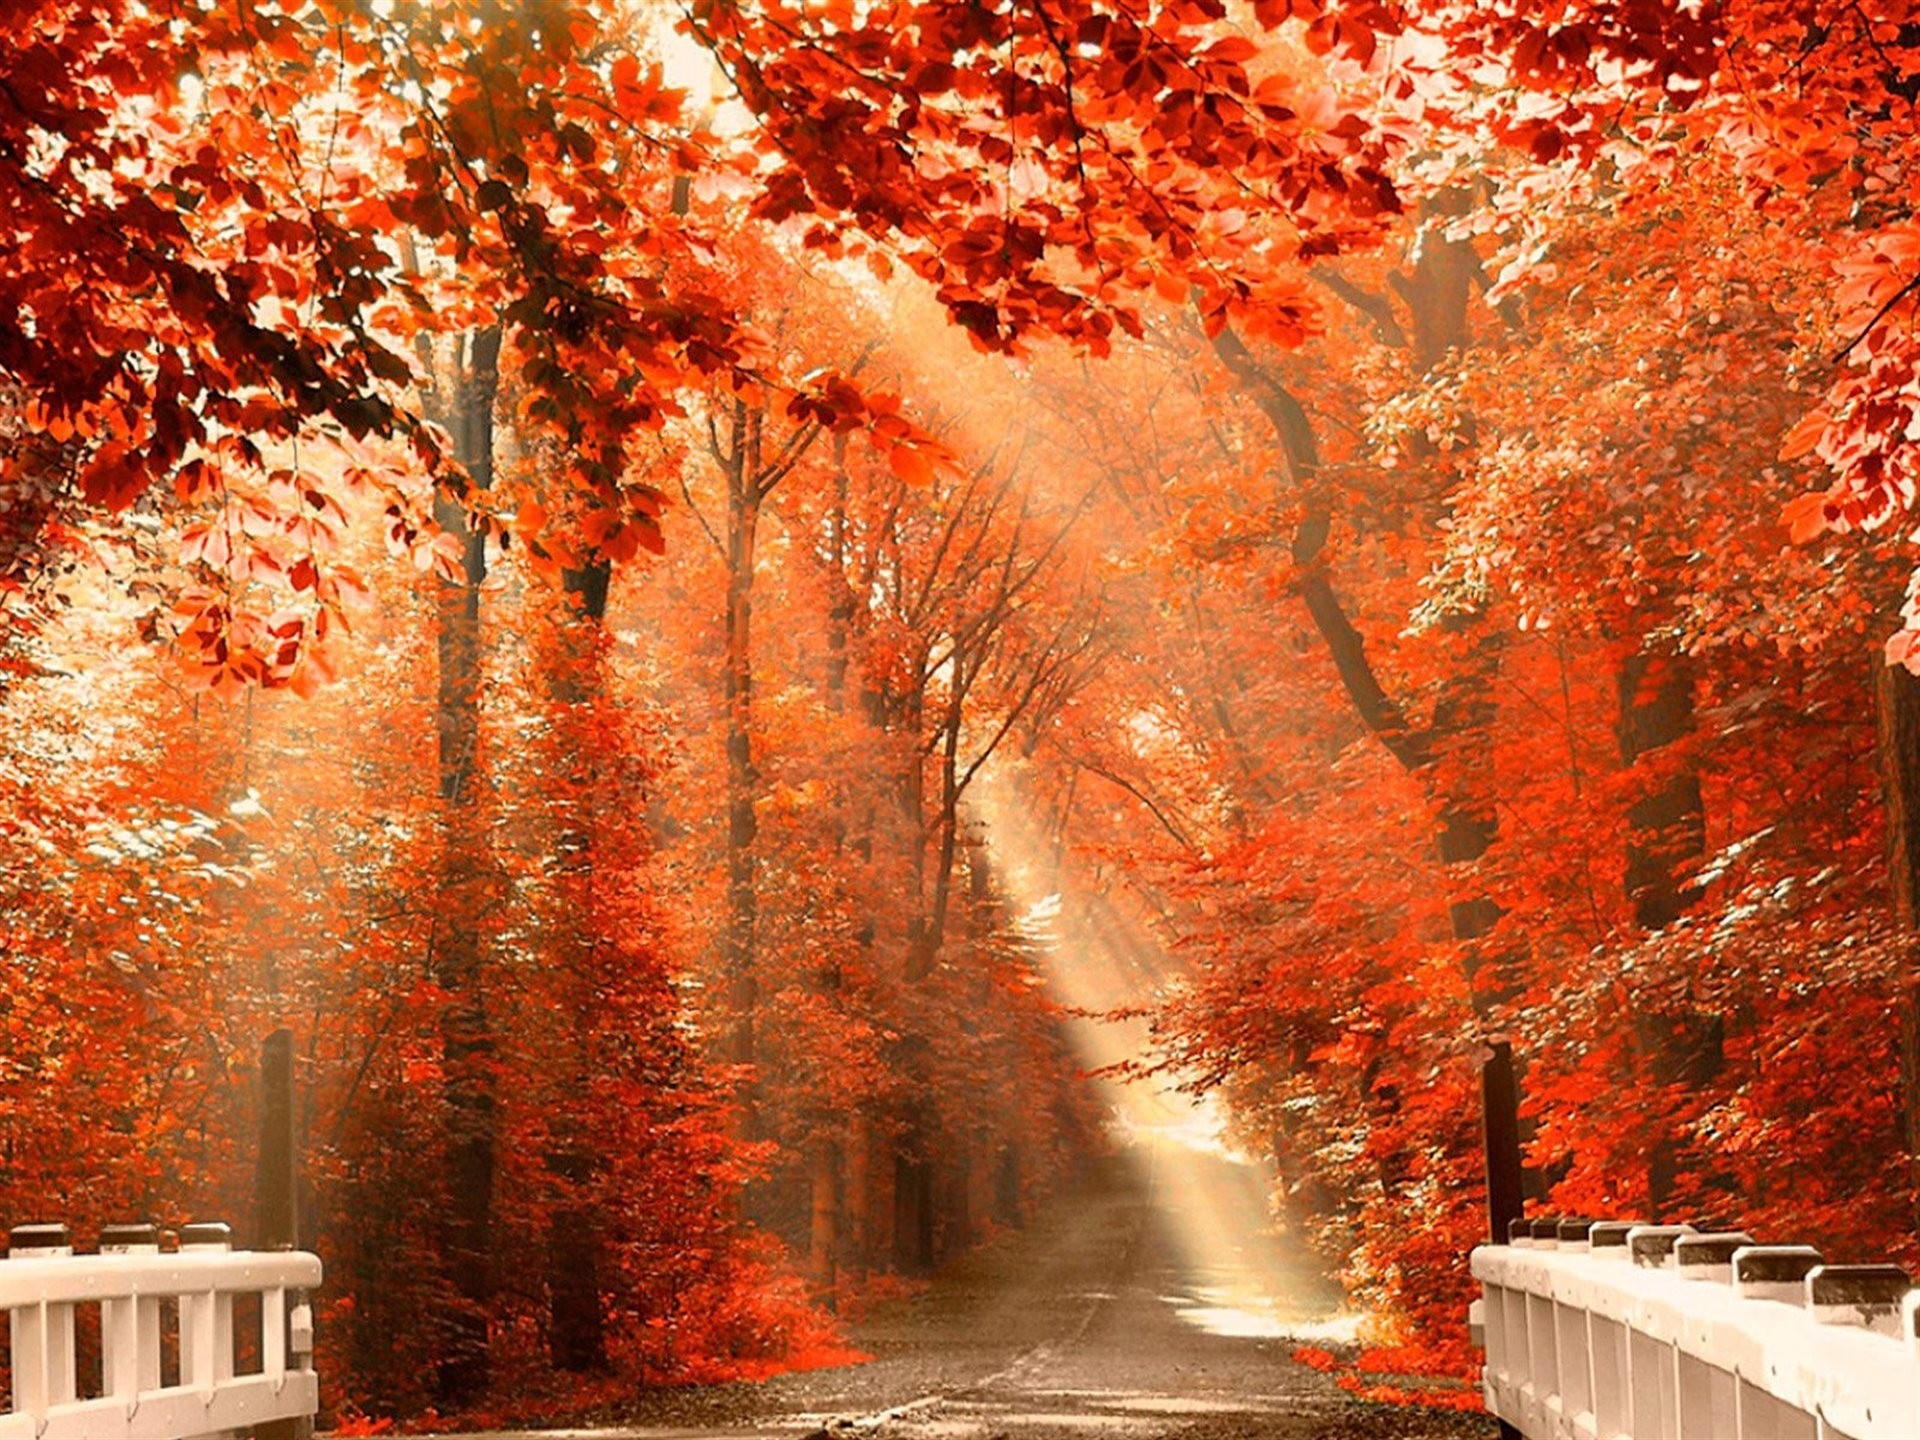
top-left (4, 0), bottom-right (1920, 1429)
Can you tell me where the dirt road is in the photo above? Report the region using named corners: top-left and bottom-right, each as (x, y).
top-left (521, 1149), bottom-right (1494, 1440)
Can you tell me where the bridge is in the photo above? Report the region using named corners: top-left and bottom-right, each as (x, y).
top-left (1468, 1036), bottom-right (1920, 1440)
top-left (1, 1220), bottom-right (321, 1440)
top-left (1471, 1216), bottom-right (1918, 1439)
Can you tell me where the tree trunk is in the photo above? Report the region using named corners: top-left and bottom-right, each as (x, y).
top-left (1617, 647), bottom-right (1718, 1209)
top-left (545, 558), bottom-right (612, 1374)
top-left (965, 1143), bottom-right (993, 1244)
top-left (433, 326), bottom-right (502, 1409)
top-left (993, 1143), bottom-right (1021, 1226)
top-left (1877, 655), bottom-right (1920, 1231)
top-left (809, 1142), bottom-right (839, 1300)
top-left (839, 1041), bottom-right (873, 1283)
top-left (814, 437), bottom-right (854, 1288)
top-left (866, 1121), bottom-right (896, 1271)
top-left (1397, 190), bottom-right (1478, 373)
top-left (915, 682), bottom-right (966, 980)
top-left (1618, 651), bottom-right (1707, 929)
top-left (826, 435), bottom-right (854, 708)
top-left (545, 1145), bottom-right (608, 1372)
top-left (846, 1119), bottom-right (875, 1288)
top-left (1210, 321), bottom-right (1510, 982)
top-left (898, 671), bottom-right (930, 978)
top-left (1213, 220), bottom-right (1527, 1201)
top-left (723, 401), bottom-right (762, 1092)
top-left (892, 1150), bottom-right (935, 1273)
top-left (891, 687), bottom-right (932, 1263)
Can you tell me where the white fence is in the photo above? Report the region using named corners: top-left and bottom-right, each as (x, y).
top-left (1472, 1217), bottom-right (1918, 1440)
top-left (3, 1222), bottom-right (320, 1440)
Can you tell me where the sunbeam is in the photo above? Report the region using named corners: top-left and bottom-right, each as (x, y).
top-left (974, 768), bottom-right (1357, 1346)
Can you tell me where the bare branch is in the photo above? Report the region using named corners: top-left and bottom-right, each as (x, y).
top-left (1314, 266), bottom-right (1408, 347)
top-left (1208, 317), bottom-right (1432, 772)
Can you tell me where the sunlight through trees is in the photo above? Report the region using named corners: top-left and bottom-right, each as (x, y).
top-left (3, 0), bottom-right (1919, 1423)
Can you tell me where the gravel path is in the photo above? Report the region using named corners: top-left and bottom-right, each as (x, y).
top-left (454, 1150), bottom-right (1495, 1440)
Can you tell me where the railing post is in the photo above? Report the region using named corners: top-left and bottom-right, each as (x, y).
top-left (1479, 1040), bottom-right (1525, 1440)
top-left (258, 1028), bottom-right (298, 1253)
top-left (257, 1027), bottom-right (312, 1440)
top-left (1481, 1039), bottom-right (1525, 1247)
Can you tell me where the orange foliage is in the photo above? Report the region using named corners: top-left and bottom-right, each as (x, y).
top-left (8, 0), bottom-right (1920, 1423)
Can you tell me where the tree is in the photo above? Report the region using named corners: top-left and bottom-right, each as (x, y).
top-left (428, 327), bottom-right (503, 1404)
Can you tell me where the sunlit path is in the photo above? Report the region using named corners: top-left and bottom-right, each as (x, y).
top-left (973, 769), bottom-right (1353, 1354)
top-left (519, 781), bottom-right (1464, 1439)
top-left (463, 1154), bottom-right (1489, 1440)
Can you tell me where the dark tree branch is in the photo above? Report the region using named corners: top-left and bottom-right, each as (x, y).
top-left (1314, 266), bottom-right (1408, 347)
top-left (1834, 270), bottom-right (1920, 365)
top-left (1208, 319), bottom-right (1431, 772)
top-left (1068, 755), bottom-right (1198, 851)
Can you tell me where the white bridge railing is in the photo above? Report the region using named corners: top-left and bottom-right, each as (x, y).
top-left (3, 1221), bottom-right (321, 1440)
top-left (1472, 1216), bottom-right (1918, 1440)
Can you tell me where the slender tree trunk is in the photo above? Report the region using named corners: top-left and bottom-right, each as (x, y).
top-left (545, 1146), bottom-right (608, 1372)
top-left (915, 681), bottom-right (966, 980)
top-left (844, 1126), bottom-right (869, 1289)
top-left (1211, 316), bottom-right (1509, 980)
top-left (1617, 648), bottom-right (1718, 1208)
top-left (992, 1142), bottom-right (1022, 1226)
top-left (433, 326), bottom-right (502, 1408)
top-left (866, 1121), bottom-right (896, 1270)
top-left (809, 435), bottom-right (856, 1294)
top-left (826, 436), bottom-right (854, 707)
top-left (544, 558), bottom-right (612, 1374)
top-left (1214, 218), bottom-right (1528, 1200)
top-left (1429, 631), bottom-right (1512, 987)
top-left (892, 1146), bottom-right (935, 1273)
top-left (897, 673), bottom-right (930, 974)
top-left (723, 401), bottom-right (762, 1094)
top-left (1877, 655), bottom-right (1920, 1230)
top-left (1396, 190), bottom-right (1478, 373)
top-left (809, 1144), bottom-right (839, 1297)
top-left (956, 829), bottom-right (995, 1252)
top-left (1403, 208), bottom-right (1508, 979)
top-left (1618, 651), bottom-right (1708, 929)
top-left (895, 671), bottom-right (935, 1279)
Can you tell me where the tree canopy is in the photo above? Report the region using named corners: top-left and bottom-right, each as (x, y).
top-left (4, 0), bottom-right (1920, 1419)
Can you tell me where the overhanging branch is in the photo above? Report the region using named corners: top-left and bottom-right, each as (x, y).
top-left (1208, 318), bottom-right (1431, 773)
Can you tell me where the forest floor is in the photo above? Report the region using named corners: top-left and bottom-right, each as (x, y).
top-left (453, 1150), bottom-right (1495, 1440)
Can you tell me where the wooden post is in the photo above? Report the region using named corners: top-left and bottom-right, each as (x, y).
top-left (1480, 1038), bottom-right (1525, 1440)
top-left (1480, 1037), bottom-right (1525, 1246)
top-left (258, 1028), bottom-right (297, 1250)
top-left (256, 1028), bottom-right (310, 1440)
